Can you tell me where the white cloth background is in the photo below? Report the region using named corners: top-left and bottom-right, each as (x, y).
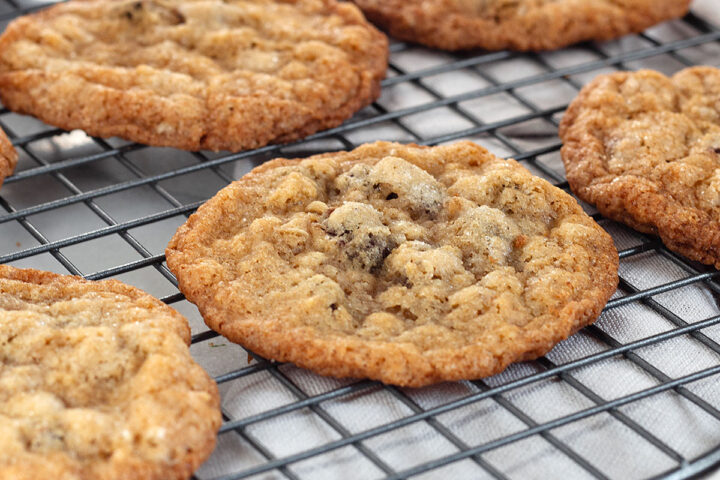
top-left (693, 0), bottom-right (720, 26)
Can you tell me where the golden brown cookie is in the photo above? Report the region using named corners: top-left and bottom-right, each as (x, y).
top-left (351, 0), bottom-right (690, 51)
top-left (0, 126), bottom-right (17, 189)
top-left (166, 141), bottom-right (618, 387)
top-left (560, 67), bottom-right (720, 269)
top-left (0, 265), bottom-right (221, 480)
top-left (0, 0), bottom-right (387, 152)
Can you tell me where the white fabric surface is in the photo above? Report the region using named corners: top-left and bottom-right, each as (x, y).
top-left (693, 0), bottom-right (720, 26)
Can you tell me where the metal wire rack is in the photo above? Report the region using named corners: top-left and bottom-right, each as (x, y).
top-left (2, 2), bottom-right (720, 479)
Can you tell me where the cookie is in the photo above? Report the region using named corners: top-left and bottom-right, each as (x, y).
top-left (0, 265), bottom-right (221, 480)
top-left (0, 126), bottom-right (17, 189)
top-left (0, 0), bottom-right (387, 152)
top-left (560, 67), bottom-right (720, 269)
top-left (351, 0), bottom-right (690, 51)
top-left (166, 141), bottom-right (618, 387)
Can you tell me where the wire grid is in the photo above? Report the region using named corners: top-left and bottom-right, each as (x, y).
top-left (2, 2), bottom-right (720, 479)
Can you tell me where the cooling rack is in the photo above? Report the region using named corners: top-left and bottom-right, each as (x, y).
top-left (2, 1), bottom-right (720, 479)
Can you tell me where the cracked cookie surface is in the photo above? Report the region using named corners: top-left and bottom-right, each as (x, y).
top-left (560, 67), bottom-right (720, 269)
top-left (0, 127), bottom-right (17, 190)
top-left (0, 0), bottom-right (387, 151)
top-left (351, 0), bottom-right (690, 51)
top-left (0, 266), bottom-right (221, 480)
top-left (167, 142), bottom-right (618, 387)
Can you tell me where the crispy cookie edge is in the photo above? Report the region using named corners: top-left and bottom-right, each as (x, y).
top-left (559, 67), bottom-right (720, 269)
top-left (0, 127), bottom-right (17, 189)
top-left (0, 0), bottom-right (388, 152)
top-left (0, 265), bottom-right (222, 480)
top-left (166, 141), bottom-right (619, 387)
top-left (351, 0), bottom-right (690, 51)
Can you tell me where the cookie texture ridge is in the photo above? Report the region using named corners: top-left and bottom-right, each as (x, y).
top-left (166, 141), bottom-right (618, 387)
top-left (351, 0), bottom-right (690, 51)
top-left (0, 0), bottom-right (388, 152)
top-left (560, 67), bottom-right (720, 269)
top-left (0, 265), bottom-right (221, 480)
top-left (0, 126), bottom-right (17, 189)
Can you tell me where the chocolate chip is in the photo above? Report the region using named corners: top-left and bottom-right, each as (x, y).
top-left (170, 8), bottom-right (186, 24)
top-left (386, 192), bottom-right (398, 200)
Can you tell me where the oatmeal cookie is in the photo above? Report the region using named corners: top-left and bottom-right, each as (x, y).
top-left (0, 0), bottom-right (387, 152)
top-left (560, 67), bottom-right (720, 269)
top-left (351, 0), bottom-right (690, 51)
top-left (166, 142), bottom-right (618, 387)
top-left (0, 265), bottom-right (221, 480)
top-left (0, 126), bottom-right (17, 189)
